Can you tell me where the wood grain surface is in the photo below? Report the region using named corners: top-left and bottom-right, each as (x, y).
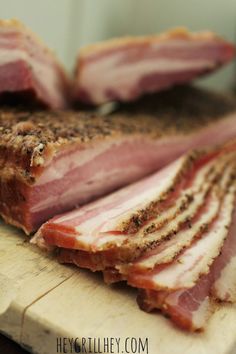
top-left (0, 221), bottom-right (236, 354)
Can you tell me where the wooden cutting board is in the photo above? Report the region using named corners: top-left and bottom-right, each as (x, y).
top-left (0, 221), bottom-right (236, 354)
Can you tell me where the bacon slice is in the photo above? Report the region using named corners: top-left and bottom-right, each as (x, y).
top-left (136, 280), bottom-right (215, 331)
top-left (137, 205), bottom-right (236, 331)
top-left (3, 85), bottom-right (236, 233)
top-left (0, 19), bottom-right (69, 108)
top-left (210, 207), bottom-right (236, 302)
top-left (73, 28), bottom-right (235, 105)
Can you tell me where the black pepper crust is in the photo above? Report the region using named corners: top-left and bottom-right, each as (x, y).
top-left (0, 85), bottom-right (236, 183)
top-left (114, 85), bottom-right (236, 132)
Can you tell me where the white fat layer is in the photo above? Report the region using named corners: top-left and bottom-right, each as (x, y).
top-left (79, 41), bottom-right (216, 103)
top-left (36, 141), bottom-right (111, 185)
top-left (30, 165), bottom-right (141, 213)
top-left (151, 183), bottom-right (236, 290)
top-left (190, 297), bottom-right (212, 329)
top-left (0, 48), bottom-right (62, 105)
top-left (213, 257), bottom-right (236, 302)
top-left (166, 290), bottom-right (212, 330)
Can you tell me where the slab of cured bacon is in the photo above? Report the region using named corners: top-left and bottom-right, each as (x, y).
top-left (33, 139), bottom-right (236, 331)
top-left (0, 87), bottom-right (236, 233)
top-left (2, 85), bottom-right (236, 234)
top-left (73, 28), bottom-right (235, 105)
top-left (0, 19), bottom-right (69, 109)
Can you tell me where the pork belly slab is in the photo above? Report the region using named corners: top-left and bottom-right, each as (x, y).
top-left (2, 85), bottom-right (236, 234)
top-left (0, 19), bottom-right (69, 109)
top-left (33, 141), bottom-right (236, 331)
top-left (73, 28), bottom-right (235, 105)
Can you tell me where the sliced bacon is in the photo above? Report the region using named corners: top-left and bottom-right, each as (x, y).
top-left (34, 148), bottom-right (219, 254)
top-left (120, 159), bottom-right (234, 274)
top-left (137, 204), bottom-right (236, 331)
top-left (33, 143), bottom-right (236, 331)
top-left (35, 147), bottom-right (236, 273)
top-left (124, 189), bottom-right (220, 272)
top-left (126, 172), bottom-right (236, 292)
top-left (73, 28), bottom-right (235, 105)
top-left (0, 19), bottom-right (70, 109)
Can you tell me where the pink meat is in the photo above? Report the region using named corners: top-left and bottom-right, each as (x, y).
top-left (73, 28), bottom-right (235, 105)
top-left (0, 19), bottom-right (69, 109)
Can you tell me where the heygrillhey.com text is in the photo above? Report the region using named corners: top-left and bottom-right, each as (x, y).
top-left (56, 336), bottom-right (149, 354)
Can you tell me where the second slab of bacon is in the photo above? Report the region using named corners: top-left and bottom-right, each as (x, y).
top-left (74, 28), bottom-right (235, 105)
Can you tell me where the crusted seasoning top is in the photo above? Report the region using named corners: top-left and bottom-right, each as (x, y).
top-left (0, 85), bottom-right (236, 181)
top-left (114, 85), bottom-right (236, 132)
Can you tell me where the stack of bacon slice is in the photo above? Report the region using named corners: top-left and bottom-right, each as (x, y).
top-left (0, 19), bottom-right (70, 108)
top-left (73, 28), bottom-right (235, 105)
top-left (33, 140), bottom-right (236, 331)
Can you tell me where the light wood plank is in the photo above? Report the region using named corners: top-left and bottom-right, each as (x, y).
top-left (22, 271), bottom-right (236, 354)
top-left (0, 222), bottom-right (236, 354)
top-left (0, 222), bottom-right (74, 342)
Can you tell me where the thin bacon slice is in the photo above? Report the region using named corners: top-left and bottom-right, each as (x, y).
top-left (0, 19), bottom-right (69, 108)
top-left (136, 278), bottom-right (215, 331)
top-left (73, 28), bottom-right (235, 105)
top-left (211, 207), bottom-right (236, 302)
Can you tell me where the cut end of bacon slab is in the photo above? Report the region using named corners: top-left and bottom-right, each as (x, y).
top-left (0, 19), bottom-right (70, 109)
top-left (73, 27), bottom-right (235, 105)
top-left (2, 85), bottom-right (236, 234)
